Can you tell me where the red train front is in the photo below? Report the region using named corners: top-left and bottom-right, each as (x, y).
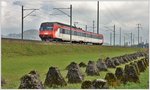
top-left (39, 22), bottom-right (57, 41)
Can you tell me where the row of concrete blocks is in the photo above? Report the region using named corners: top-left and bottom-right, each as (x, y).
top-left (81, 57), bottom-right (149, 89)
top-left (17, 52), bottom-right (148, 89)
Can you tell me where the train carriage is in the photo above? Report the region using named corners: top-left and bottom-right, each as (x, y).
top-left (39, 22), bottom-right (104, 45)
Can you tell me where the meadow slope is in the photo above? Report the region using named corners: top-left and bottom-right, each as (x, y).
top-left (1, 39), bottom-right (148, 89)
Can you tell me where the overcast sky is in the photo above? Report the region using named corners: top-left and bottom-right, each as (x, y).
top-left (1, 0), bottom-right (149, 45)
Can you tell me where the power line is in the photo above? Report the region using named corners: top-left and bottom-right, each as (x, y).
top-left (109, 2), bottom-right (130, 27)
top-left (102, 3), bottom-right (127, 28)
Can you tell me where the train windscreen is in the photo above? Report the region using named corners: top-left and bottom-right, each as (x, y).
top-left (40, 23), bottom-right (53, 31)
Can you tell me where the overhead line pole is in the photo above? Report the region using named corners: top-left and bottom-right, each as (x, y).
top-left (85, 25), bottom-right (87, 31)
top-left (131, 32), bottom-right (132, 46)
top-left (119, 27), bottom-right (121, 46)
top-left (113, 24), bottom-right (115, 46)
top-left (110, 33), bottom-right (112, 46)
top-left (97, 1), bottom-right (99, 34)
top-left (70, 5), bottom-right (72, 43)
top-left (124, 35), bottom-right (125, 46)
top-left (21, 6), bottom-right (39, 40)
top-left (93, 20), bottom-right (95, 33)
top-left (22, 6), bottom-right (23, 40)
top-left (137, 24), bottom-right (141, 45)
top-left (133, 34), bottom-right (135, 45)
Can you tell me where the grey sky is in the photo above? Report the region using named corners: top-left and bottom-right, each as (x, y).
top-left (1, 0), bottom-right (149, 45)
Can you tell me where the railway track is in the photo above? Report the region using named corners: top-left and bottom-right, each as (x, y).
top-left (1, 38), bottom-right (94, 45)
top-left (2, 38), bottom-right (41, 43)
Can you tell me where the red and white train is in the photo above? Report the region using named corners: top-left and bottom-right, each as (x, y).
top-left (39, 22), bottom-right (104, 45)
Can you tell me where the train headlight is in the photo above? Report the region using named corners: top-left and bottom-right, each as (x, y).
top-left (44, 33), bottom-right (48, 35)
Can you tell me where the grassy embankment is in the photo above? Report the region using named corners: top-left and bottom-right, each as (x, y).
top-left (1, 39), bottom-right (148, 89)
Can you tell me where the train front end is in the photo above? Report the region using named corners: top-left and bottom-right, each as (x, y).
top-left (39, 22), bottom-right (55, 41)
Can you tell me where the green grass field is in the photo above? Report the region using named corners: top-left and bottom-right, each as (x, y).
top-left (1, 39), bottom-right (148, 89)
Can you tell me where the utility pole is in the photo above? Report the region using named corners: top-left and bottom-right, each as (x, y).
top-left (70, 5), bottom-right (72, 43)
top-left (140, 36), bottom-right (142, 43)
top-left (93, 20), bottom-right (95, 33)
top-left (131, 32), bottom-right (132, 46)
top-left (97, 1), bottom-right (99, 34)
top-left (119, 27), bottom-right (121, 46)
top-left (21, 6), bottom-right (39, 40)
top-left (110, 33), bottom-right (112, 46)
top-left (85, 25), bottom-right (87, 31)
top-left (22, 6), bottom-right (23, 40)
top-left (113, 24), bottom-right (115, 46)
top-left (124, 35), bottom-right (125, 46)
top-left (137, 24), bottom-right (141, 45)
top-left (133, 34), bottom-right (135, 45)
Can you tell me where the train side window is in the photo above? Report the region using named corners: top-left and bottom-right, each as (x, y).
top-left (97, 36), bottom-right (99, 39)
top-left (93, 35), bottom-right (95, 39)
top-left (79, 32), bottom-right (81, 36)
top-left (83, 33), bottom-right (86, 37)
top-left (77, 32), bottom-right (78, 36)
top-left (84, 33), bottom-right (86, 37)
top-left (62, 29), bottom-right (65, 34)
top-left (100, 36), bottom-right (103, 39)
top-left (86, 34), bottom-right (88, 37)
top-left (68, 30), bottom-right (70, 34)
top-left (64, 29), bottom-right (68, 34)
top-left (80, 32), bottom-right (82, 36)
top-left (87, 34), bottom-right (90, 38)
top-left (60, 28), bottom-right (63, 33)
top-left (77, 32), bottom-right (79, 36)
top-left (74, 31), bottom-right (76, 35)
top-left (74, 31), bottom-right (77, 35)
top-left (78, 32), bottom-right (80, 36)
top-left (60, 29), bottom-right (62, 33)
top-left (65, 30), bottom-right (68, 34)
top-left (92, 35), bottom-right (94, 38)
top-left (93, 35), bottom-right (95, 38)
top-left (72, 31), bottom-right (74, 35)
top-left (81, 32), bottom-right (84, 37)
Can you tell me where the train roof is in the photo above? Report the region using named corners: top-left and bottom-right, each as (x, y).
top-left (41, 22), bottom-right (103, 36)
top-left (42, 22), bottom-right (79, 29)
